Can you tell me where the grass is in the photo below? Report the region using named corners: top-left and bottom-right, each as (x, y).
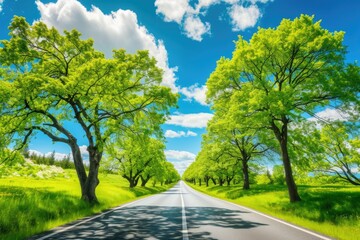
top-left (188, 183), bottom-right (360, 240)
top-left (0, 170), bottom-right (173, 240)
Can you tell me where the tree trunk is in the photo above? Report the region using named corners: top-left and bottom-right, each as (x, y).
top-left (204, 176), bottom-right (210, 187)
top-left (81, 145), bottom-right (102, 204)
top-left (211, 177), bottom-right (217, 185)
top-left (226, 178), bottom-right (231, 186)
top-left (140, 175), bottom-right (151, 187)
top-left (199, 178), bottom-right (202, 186)
top-left (219, 177), bottom-right (224, 186)
top-left (272, 119), bottom-right (301, 202)
top-left (70, 143), bottom-right (93, 203)
top-left (242, 159), bottom-right (250, 190)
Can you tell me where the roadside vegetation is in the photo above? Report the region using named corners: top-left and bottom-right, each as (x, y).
top-left (0, 167), bottom-right (177, 240)
top-left (183, 14), bottom-right (360, 240)
top-left (188, 182), bottom-right (360, 240)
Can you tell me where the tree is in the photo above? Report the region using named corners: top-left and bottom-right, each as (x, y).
top-left (206, 15), bottom-right (357, 202)
top-left (163, 161), bottom-right (180, 184)
top-left (312, 122), bottom-right (360, 185)
top-left (205, 111), bottom-right (269, 190)
top-left (0, 17), bottom-right (177, 203)
top-left (109, 131), bottom-right (167, 188)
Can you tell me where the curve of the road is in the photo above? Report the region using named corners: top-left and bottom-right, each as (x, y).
top-left (29, 181), bottom-right (333, 240)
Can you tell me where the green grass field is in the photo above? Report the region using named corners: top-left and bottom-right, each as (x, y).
top-left (188, 183), bottom-right (360, 240)
top-left (0, 170), bottom-right (173, 240)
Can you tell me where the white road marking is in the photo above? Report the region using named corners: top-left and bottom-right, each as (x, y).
top-left (35, 195), bottom-right (157, 240)
top-left (180, 181), bottom-right (189, 240)
top-left (183, 182), bottom-right (333, 240)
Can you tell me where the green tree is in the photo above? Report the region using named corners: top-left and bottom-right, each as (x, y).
top-left (207, 15), bottom-right (357, 202)
top-left (109, 131), bottom-right (167, 188)
top-left (313, 122), bottom-right (360, 185)
top-left (206, 112), bottom-right (269, 190)
top-left (0, 17), bottom-right (177, 203)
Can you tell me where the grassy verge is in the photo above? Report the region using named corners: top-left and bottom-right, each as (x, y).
top-left (188, 183), bottom-right (360, 240)
top-left (0, 170), bottom-right (174, 240)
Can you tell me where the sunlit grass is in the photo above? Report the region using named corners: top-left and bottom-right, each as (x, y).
top-left (0, 170), bottom-right (173, 240)
top-left (189, 183), bottom-right (360, 240)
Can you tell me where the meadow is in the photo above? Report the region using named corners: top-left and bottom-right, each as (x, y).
top-left (188, 183), bottom-right (360, 240)
top-left (0, 170), bottom-right (172, 240)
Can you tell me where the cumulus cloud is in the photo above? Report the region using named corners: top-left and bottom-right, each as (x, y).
top-left (180, 84), bottom-right (207, 106)
top-left (308, 108), bottom-right (352, 122)
top-left (183, 15), bottom-right (211, 41)
top-left (228, 4), bottom-right (261, 31)
top-left (36, 0), bottom-right (177, 91)
top-left (166, 112), bottom-right (213, 128)
top-left (165, 150), bottom-right (196, 161)
top-left (165, 130), bottom-right (198, 138)
top-left (155, 0), bottom-right (190, 24)
top-left (170, 160), bottom-right (195, 175)
top-left (154, 0), bottom-right (272, 41)
top-left (165, 149), bottom-right (196, 174)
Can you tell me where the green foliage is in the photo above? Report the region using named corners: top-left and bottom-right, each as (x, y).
top-left (0, 16), bottom-right (178, 202)
top-left (205, 14), bottom-right (359, 202)
top-left (0, 149), bottom-right (25, 166)
top-left (272, 165), bottom-right (286, 185)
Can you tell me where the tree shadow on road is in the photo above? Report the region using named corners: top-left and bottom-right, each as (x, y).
top-left (30, 205), bottom-right (266, 239)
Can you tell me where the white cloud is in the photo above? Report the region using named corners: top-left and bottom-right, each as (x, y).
top-left (29, 145), bottom-right (89, 161)
top-left (170, 160), bottom-right (194, 175)
top-left (155, 0), bottom-right (271, 41)
top-left (180, 84), bottom-right (208, 106)
top-left (166, 112), bottom-right (213, 128)
top-left (183, 15), bottom-right (211, 41)
top-left (308, 108), bottom-right (351, 122)
top-left (195, 0), bottom-right (220, 13)
top-left (155, 0), bottom-right (190, 24)
top-left (165, 150), bottom-right (196, 161)
top-left (28, 150), bottom-right (69, 160)
top-left (229, 4), bottom-right (261, 31)
top-left (165, 130), bottom-right (198, 138)
top-left (0, 0), bottom-right (4, 12)
top-left (36, 0), bottom-right (177, 91)
top-left (165, 149), bottom-right (196, 175)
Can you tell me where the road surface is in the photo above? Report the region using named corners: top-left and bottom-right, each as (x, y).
top-left (30, 181), bottom-right (331, 240)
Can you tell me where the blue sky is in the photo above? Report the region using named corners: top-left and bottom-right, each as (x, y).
top-left (1, 0), bottom-right (359, 173)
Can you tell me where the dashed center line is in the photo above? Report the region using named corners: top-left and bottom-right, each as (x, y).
top-left (180, 182), bottom-right (189, 240)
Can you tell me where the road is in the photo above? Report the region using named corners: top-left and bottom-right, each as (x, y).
top-left (30, 181), bottom-right (331, 240)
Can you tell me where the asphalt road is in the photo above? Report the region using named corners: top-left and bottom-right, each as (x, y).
top-left (30, 181), bottom-right (332, 240)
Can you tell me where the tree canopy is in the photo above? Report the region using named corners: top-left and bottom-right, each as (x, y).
top-left (0, 17), bottom-right (178, 203)
top-left (206, 14), bottom-right (358, 202)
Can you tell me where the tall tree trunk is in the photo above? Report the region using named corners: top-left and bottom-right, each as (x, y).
top-left (198, 178), bottom-right (202, 186)
top-left (272, 119), bottom-right (301, 202)
top-left (70, 143), bottom-right (91, 202)
top-left (219, 177), bottom-right (224, 186)
top-left (204, 176), bottom-right (210, 187)
top-left (211, 177), bottom-right (217, 185)
top-left (242, 159), bottom-right (250, 190)
top-left (226, 177), bottom-right (232, 186)
top-left (82, 146), bottom-right (101, 203)
top-left (140, 175), bottom-right (151, 187)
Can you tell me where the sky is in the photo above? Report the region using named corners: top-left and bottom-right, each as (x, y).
top-left (1, 0), bottom-right (359, 174)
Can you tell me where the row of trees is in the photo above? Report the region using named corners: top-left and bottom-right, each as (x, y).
top-left (105, 128), bottom-right (180, 187)
top-left (0, 17), bottom-right (179, 203)
top-left (184, 15), bottom-right (360, 202)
